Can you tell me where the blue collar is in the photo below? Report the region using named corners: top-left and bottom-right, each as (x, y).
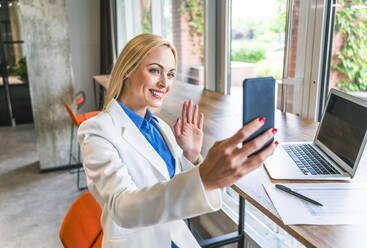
top-left (118, 101), bottom-right (158, 129)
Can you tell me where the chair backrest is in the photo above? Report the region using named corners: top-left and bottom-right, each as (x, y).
top-left (75, 91), bottom-right (86, 110)
top-left (60, 192), bottom-right (103, 248)
top-left (64, 103), bottom-right (80, 126)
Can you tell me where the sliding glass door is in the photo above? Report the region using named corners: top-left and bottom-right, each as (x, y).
top-left (229, 0), bottom-right (320, 119)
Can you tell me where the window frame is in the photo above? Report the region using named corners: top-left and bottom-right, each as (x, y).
top-left (204, 0), bottom-right (231, 93)
top-left (117, 0), bottom-right (227, 93)
top-left (317, 0), bottom-right (336, 121)
top-left (282, 0), bottom-right (330, 121)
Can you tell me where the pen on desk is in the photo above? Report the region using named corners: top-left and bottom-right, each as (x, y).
top-left (275, 184), bottom-right (323, 206)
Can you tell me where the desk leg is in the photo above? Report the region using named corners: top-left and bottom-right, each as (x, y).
top-left (238, 196), bottom-right (245, 248)
top-left (189, 196), bottom-right (246, 248)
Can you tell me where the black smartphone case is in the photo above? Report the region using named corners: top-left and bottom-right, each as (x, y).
top-left (242, 77), bottom-right (275, 155)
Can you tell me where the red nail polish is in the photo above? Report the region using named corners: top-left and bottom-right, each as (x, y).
top-left (275, 141), bottom-right (279, 146)
top-left (259, 117), bottom-right (266, 123)
top-left (272, 128), bottom-right (278, 134)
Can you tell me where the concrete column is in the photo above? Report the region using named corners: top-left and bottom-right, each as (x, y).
top-left (19, 0), bottom-right (74, 170)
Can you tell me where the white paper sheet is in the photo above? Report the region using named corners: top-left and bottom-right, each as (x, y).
top-left (263, 183), bottom-right (367, 225)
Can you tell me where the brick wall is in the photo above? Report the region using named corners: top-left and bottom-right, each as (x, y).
top-left (172, 0), bottom-right (203, 65)
top-left (329, 30), bottom-right (345, 89)
top-left (279, 0), bottom-right (300, 112)
top-left (172, 0), bottom-right (204, 84)
top-left (288, 0), bottom-right (300, 78)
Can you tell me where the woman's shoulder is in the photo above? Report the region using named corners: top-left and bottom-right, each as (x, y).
top-left (78, 110), bottom-right (115, 136)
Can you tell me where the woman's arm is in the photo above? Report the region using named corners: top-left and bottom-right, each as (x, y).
top-left (78, 113), bottom-right (277, 229)
top-left (173, 100), bottom-right (278, 192)
top-left (79, 130), bottom-right (221, 229)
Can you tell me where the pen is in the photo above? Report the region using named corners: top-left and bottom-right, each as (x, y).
top-left (275, 184), bottom-right (323, 206)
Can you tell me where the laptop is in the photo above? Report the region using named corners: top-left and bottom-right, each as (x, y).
top-left (264, 88), bottom-right (367, 180)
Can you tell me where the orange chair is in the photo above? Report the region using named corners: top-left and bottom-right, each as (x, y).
top-left (60, 192), bottom-right (103, 248)
top-left (64, 103), bottom-right (100, 126)
top-left (65, 91), bottom-right (100, 190)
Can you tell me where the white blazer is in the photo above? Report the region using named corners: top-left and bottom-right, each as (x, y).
top-left (78, 99), bottom-right (222, 248)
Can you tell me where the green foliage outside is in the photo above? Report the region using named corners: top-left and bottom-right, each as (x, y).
top-left (255, 60), bottom-right (282, 80)
top-left (180, 0), bottom-right (204, 57)
top-left (231, 46), bottom-right (266, 63)
top-left (142, 0), bottom-right (152, 33)
top-left (270, 0), bottom-right (286, 42)
top-left (180, 0), bottom-right (204, 34)
top-left (8, 57), bottom-right (28, 82)
top-left (231, 0), bottom-right (286, 81)
top-left (179, 0), bottom-right (286, 80)
top-left (334, 0), bottom-right (367, 91)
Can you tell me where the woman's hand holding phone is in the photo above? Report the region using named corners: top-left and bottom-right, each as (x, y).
top-left (199, 117), bottom-right (278, 192)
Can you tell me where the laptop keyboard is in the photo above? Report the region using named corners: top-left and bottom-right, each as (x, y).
top-left (283, 144), bottom-right (341, 175)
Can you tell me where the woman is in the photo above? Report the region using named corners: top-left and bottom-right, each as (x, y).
top-left (78, 33), bottom-right (277, 248)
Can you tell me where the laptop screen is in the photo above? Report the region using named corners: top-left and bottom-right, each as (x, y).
top-left (316, 93), bottom-right (367, 169)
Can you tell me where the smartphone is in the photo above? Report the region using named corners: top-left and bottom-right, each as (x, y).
top-left (242, 77), bottom-right (275, 156)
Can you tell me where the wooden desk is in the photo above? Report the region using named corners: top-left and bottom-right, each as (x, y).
top-left (94, 76), bottom-right (367, 247)
top-left (156, 81), bottom-right (367, 248)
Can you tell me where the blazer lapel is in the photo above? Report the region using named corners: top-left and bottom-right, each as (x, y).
top-left (153, 118), bottom-right (181, 175)
top-left (105, 100), bottom-right (170, 180)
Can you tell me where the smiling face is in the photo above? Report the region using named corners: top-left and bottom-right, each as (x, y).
top-left (119, 45), bottom-right (176, 117)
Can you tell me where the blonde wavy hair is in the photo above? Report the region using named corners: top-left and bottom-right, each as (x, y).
top-left (103, 33), bottom-right (177, 110)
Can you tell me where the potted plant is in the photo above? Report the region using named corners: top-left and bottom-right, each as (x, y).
top-left (7, 56), bottom-right (28, 83)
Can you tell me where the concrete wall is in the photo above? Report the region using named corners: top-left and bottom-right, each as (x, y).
top-left (20, 0), bottom-right (74, 170)
top-left (66, 0), bottom-right (100, 112)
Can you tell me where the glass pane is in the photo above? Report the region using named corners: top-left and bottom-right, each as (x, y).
top-left (282, 0), bottom-right (302, 113)
top-left (330, 0), bottom-right (367, 100)
top-left (140, 0), bottom-right (152, 33)
top-left (162, 0), bottom-right (205, 86)
top-left (0, 2), bottom-right (33, 126)
top-left (162, 0), bottom-right (173, 44)
top-left (230, 0), bottom-right (286, 100)
top-left (1, 2), bottom-right (27, 85)
top-left (116, 0), bottom-right (126, 54)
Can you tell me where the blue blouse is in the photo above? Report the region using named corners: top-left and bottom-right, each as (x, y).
top-left (118, 101), bottom-right (176, 179)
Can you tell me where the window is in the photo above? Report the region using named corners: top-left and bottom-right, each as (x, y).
top-left (230, 0), bottom-right (286, 98)
top-left (162, 0), bottom-right (205, 86)
top-left (2, 3), bottom-right (26, 84)
top-left (279, 0), bottom-right (326, 120)
top-left (229, 0), bottom-right (315, 118)
top-left (319, 0), bottom-right (367, 118)
top-left (278, 0), bottom-right (315, 118)
top-left (116, 0), bottom-right (126, 53)
top-left (116, 0), bottom-right (205, 86)
top-left (141, 0), bottom-right (153, 33)
top-left (281, 0), bottom-right (304, 115)
top-left (0, 2), bottom-right (29, 126)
